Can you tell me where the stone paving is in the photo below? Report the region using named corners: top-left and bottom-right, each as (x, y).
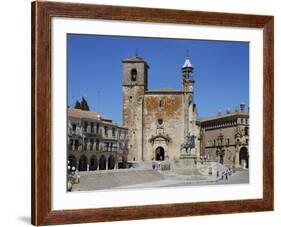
top-left (71, 161), bottom-right (249, 192)
top-left (115, 169), bottom-right (249, 189)
top-left (71, 169), bottom-right (165, 191)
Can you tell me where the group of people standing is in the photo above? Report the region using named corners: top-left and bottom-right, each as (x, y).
top-left (217, 167), bottom-right (235, 181)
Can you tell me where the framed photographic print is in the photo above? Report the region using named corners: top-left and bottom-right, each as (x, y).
top-left (31, 1), bottom-right (274, 226)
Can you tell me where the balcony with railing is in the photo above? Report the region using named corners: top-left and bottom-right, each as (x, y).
top-left (82, 125), bottom-right (99, 136)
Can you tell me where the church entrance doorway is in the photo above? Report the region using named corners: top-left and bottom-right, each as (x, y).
top-left (155, 147), bottom-right (165, 161)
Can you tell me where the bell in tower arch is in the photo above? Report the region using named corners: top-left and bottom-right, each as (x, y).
top-left (131, 68), bottom-right (137, 81)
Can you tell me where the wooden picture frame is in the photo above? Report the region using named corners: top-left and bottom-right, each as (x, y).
top-left (31, 1), bottom-right (274, 226)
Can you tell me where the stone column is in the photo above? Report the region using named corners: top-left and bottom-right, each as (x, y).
top-left (76, 160), bottom-right (79, 172)
top-left (115, 155), bottom-right (118, 170)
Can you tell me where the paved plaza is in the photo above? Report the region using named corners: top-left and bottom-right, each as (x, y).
top-left (71, 162), bottom-right (249, 192)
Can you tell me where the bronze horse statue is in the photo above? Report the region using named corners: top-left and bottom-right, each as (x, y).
top-left (180, 133), bottom-right (196, 154)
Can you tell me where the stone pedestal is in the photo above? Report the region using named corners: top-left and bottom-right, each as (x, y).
top-left (179, 153), bottom-right (197, 167)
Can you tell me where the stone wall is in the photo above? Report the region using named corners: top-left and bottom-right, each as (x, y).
top-left (122, 57), bottom-right (200, 162)
top-left (122, 59), bottom-right (148, 161)
top-left (201, 122), bottom-right (249, 167)
top-left (122, 86), bottom-right (145, 161)
top-left (142, 94), bottom-right (185, 161)
top-left (203, 126), bottom-right (237, 164)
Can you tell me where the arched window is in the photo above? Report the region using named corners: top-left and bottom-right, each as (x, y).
top-left (69, 139), bottom-right (73, 149)
top-left (90, 138), bottom-right (94, 150)
top-left (89, 155), bottom-right (98, 171)
top-left (78, 155), bottom-right (87, 171)
top-left (245, 127), bottom-right (249, 136)
top-left (74, 140), bottom-right (79, 150)
top-left (104, 126), bottom-right (108, 136)
top-left (84, 121), bottom-right (88, 132)
top-left (99, 155), bottom-right (106, 170)
top-left (108, 155), bottom-right (115, 170)
top-left (112, 128), bottom-right (116, 137)
top-left (131, 68), bottom-right (137, 81)
top-left (96, 123), bottom-right (100, 134)
top-left (96, 139), bottom-right (100, 151)
top-left (84, 138), bottom-right (88, 150)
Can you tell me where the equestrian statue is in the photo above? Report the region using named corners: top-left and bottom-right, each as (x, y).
top-left (180, 132), bottom-right (196, 154)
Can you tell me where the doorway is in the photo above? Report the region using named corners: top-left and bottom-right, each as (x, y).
top-left (78, 155), bottom-right (87, 171)
top-left (99, 155), bottom-right (106, 170)
top-left (155, 147), bottom-right (165, 161)
top-left (239, 147), bottom-right (249, 168)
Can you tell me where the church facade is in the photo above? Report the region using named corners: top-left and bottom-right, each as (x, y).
top-left (122, 56), bottom-right (200, 162)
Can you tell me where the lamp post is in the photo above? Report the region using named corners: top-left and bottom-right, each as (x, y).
top-left (67, 162), bottom-right (77, 191)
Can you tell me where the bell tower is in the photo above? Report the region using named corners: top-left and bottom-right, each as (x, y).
top-left (182, 56), bottom-right (196, 137)
top-left (122, 56), bottom-right (149, 161)
top-left (182, 56), bottom-right (195, 93)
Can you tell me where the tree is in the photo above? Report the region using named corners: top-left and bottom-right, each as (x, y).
top-left (80, 97), bottom-right (90, 111)
top-left (74, 101), bottom-right (81, 109)
top-left (74, 97), bottom-right (90, 111)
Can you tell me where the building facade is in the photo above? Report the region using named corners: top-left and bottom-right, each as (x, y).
top-left (67, 108), bottom-right (129, 171)
top-left (122, 56), bottom-right (200, 161)
top-left (200, 103), bottom-right (249, 168)
top-left (68, 55), bottom-right (249, 171)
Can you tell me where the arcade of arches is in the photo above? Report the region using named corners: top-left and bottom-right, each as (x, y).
top-left (68, 154), bottom-right (124, 171)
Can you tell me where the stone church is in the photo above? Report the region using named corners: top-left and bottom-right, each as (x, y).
top-left (122, 56), bottom-right (200, 162)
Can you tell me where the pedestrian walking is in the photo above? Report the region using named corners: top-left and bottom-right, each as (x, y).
top-left (229, 168), bottom-right (232, 176)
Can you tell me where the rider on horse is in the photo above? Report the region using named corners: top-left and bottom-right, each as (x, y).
top-left (180, 132), bottom-right (196, 154)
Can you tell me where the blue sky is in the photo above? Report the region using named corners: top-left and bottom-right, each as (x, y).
top-left (67, 34), bottom-right (249, 125)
